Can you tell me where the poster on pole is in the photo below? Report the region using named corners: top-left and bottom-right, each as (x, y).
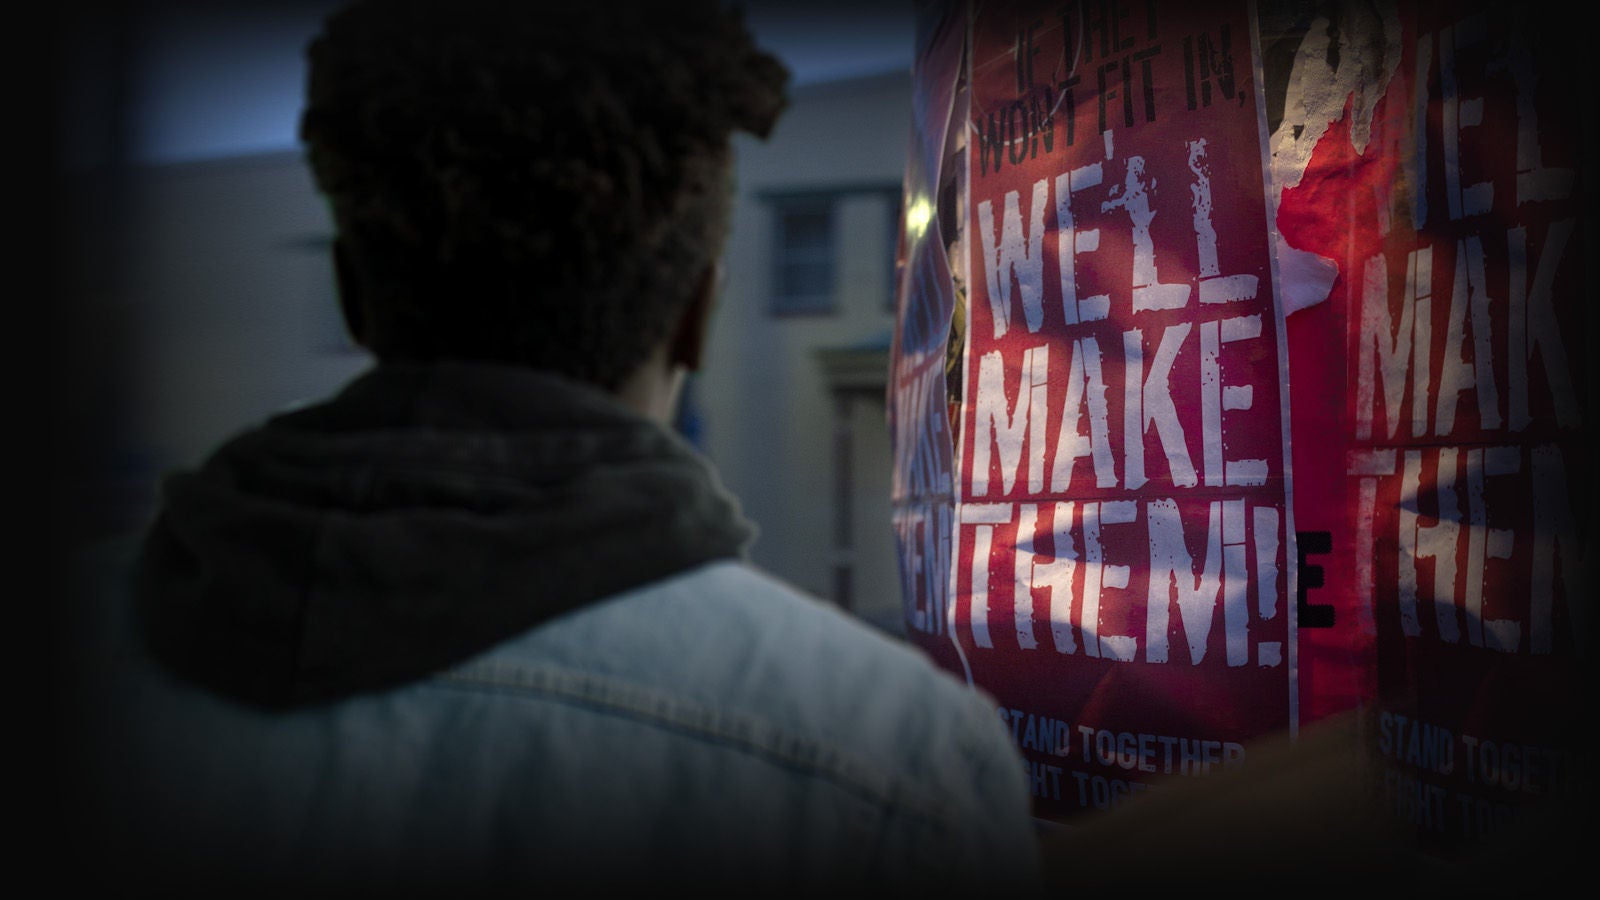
top-left (893, 0), bottom-right (1300, 820)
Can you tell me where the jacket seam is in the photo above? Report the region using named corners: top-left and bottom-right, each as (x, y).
top-left (431, 660), bottom-right (957, 828)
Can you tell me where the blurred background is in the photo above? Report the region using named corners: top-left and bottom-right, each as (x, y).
top-left (47, 0), bottom-right (919, 636)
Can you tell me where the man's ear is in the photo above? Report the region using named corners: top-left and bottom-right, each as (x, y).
top-left (669, 262), bottom-right (721, 372)
top-left (332, 238), bottom-right (370, 349)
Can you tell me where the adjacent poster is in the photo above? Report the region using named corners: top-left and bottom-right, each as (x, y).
top-left (894, 0), bottom-right (1299, 820)
top-left (1270, 0), bottom-right (1591, 854)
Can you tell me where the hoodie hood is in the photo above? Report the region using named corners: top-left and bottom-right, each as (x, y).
top-left (135, 362), bottom-right (755, 710)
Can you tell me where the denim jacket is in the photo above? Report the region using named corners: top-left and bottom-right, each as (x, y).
top-left (67, 365), bottom-right (1042, 892)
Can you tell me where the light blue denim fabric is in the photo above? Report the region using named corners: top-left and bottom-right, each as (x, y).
top-left (70, 537), bottom-right (1043, 892)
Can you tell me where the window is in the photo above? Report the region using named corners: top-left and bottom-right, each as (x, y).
top-left (770, 196), bottom-right (837, 315)
top-left (763, 183), bottom-right (904, 317)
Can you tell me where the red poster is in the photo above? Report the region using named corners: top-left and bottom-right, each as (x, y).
top-left (896, 0), bottom-right (1298, 820)
top-left (1274, 0), bottom-right (1590, 854)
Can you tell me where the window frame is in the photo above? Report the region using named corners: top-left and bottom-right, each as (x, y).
top-left (767, 192), bottom-right (838, 316)
top-left (761, 183), bottom-right (902, 318)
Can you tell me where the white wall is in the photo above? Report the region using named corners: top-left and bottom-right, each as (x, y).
top-left (707, 72), bottom-right (912, 630)
top-left (118, 153), bottom-right (371, 475)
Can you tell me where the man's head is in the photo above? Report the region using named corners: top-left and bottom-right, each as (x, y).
top-left (300, 0), bottom-right (789, 391)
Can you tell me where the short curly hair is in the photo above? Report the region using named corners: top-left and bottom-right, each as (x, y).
top-left (300, 0), bottom-right (789, 389)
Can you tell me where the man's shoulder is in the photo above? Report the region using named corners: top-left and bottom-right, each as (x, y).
top-left (501, 559), bottom-right (982, 706)
top-left (473, 558), bottom-right (1010, 772)
top-left (466, 559), bottom-right (1038, 881)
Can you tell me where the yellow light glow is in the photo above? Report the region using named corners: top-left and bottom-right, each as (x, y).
top-left (904, 196), bottom-right (932, 239)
